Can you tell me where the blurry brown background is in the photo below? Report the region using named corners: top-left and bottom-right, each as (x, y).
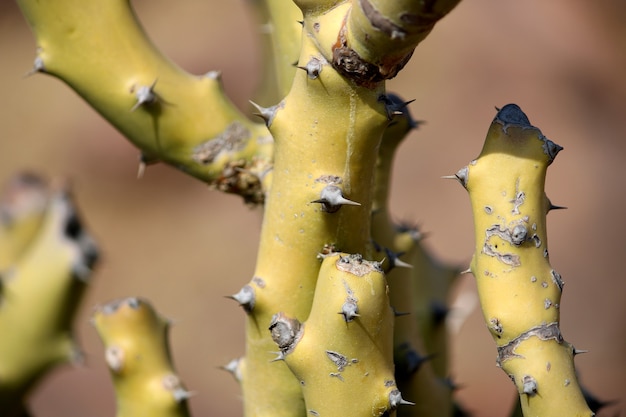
top-left (1, 1), bottom-right (625, 416)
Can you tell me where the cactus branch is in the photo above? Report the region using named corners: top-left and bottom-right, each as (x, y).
top-left (456, 104), bottom-right (592, 417)
top-left (271, 253), bottom-right (400, 417)
top-left (93, 297), bottom-right (192, 417)
top-left (0, 176), bottom-right (98, 415)
top-left (371, 96), bottom-right (457, 416)
top-left (16, 0), bottom-right (273, 204)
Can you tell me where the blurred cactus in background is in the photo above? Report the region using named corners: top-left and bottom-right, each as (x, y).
top-left (1, 0), bottom-right (623, 416)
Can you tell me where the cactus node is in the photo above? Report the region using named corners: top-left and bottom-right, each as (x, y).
top-left (311, 185), bottom-right (360, 213)
top-left (130, 80), bottom-right (159, 112)
top-left (227, 284), bottom-right (256, 313)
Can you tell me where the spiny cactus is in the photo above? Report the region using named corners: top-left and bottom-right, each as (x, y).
top-left (93, 297), bottom-right (191, 417)
top-left (9, 0), bottom-right (604, 416)
top-left (449, 104), bottom-right (592, 417)
top-left (269, 252), bottom-right (400, 417)
top-left (0, 173), bottom-right (98, 416)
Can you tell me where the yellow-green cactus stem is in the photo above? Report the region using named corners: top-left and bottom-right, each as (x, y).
top-left (16, 0), bottom-right (273, 204)
top-left (452, 104), bottom-right (592, 417)
top-left (270, 252), bottom-right (409, 417)
top-left (249, 0), bottom-right (303, 104)
top-left (371, 96), bottom-right (455, 416)
top-left (93, 297), bottom-right (191, 417)
top-left (0, 180), bottom-right (99, 415)
top-left (391, 222), bottom-right (461, 380)
top-left (235, 4), bottom-right (389, 416)
top-left (0, 173), bottom-right (49, 271)
top-left (233, 2), bottom-right (464, 415)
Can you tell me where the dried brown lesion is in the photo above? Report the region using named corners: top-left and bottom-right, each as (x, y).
top-left (210, 157), bottom-right (271, 206)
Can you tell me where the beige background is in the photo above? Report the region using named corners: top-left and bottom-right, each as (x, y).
top-left (1, 1), bottom-right (624, 416)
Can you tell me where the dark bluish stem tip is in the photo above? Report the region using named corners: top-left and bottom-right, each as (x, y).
top-left (496, 104), bottom-right (531, 127)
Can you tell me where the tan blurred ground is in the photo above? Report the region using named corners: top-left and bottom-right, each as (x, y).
top-left (0, 1), bottom-right (624, 416)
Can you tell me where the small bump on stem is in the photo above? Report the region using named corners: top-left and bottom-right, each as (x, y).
top-left (249, 100), bottom-right (283, 128)
top-left (311, 185), bottom-right (360, 213)
top-left (130, 80), bottom-right (159, 112)
top-left (227, 285), bottom-right (256, 313)
top-left (522, 375), bottom-right (538, 397)
top-left (389, 389), bottom-right (415, 408)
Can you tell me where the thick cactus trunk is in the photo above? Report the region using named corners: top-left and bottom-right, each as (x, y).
top-left (452, 104), bottom-right (592, 417)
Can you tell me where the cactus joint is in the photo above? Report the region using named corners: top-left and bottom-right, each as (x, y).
top-left (192, 122), bottom-right (251, 165)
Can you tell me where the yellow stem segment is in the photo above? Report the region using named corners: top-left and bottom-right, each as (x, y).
top-left (270, 253), bottom-right (399, 417)
top-left (0, 178), bottom-right (98, 415)
top-left (457, 104), bottom-right (592, 417)
top-left (93, 297), bottom-right (191, 417)
top-left (16, 0), bottom-right (273, 203)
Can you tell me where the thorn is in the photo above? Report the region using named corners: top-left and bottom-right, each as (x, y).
top-left (522, 375), bottom-right (538, 396)
top-left (442, 166), bottom-right (469, 188)
top-left (379, 94), bottom-right (416, 121)
top-left (249, 100), bottom-right (281, 128)
top-left (396, 345), bottom-right (431, 377)
top-left (383, 247), bottom-right (413, 272)
top-left (220, 358), bottom-right (243, 382)
top-left (339, 300), bottom-right (359, 322)
top-left (162, 374), bottom-right (193, 403)
top-left (548, 203), bottom-right (568, 211)
top-left (130, 79), bottom-right (159, 111)
top-left (460, 267), bottom-right (472, 275)
top-left (296, 57), bottom-right (324, 80)
top-left (137, 153), bottom-right (159, 179)
top-left (204, 70), bottom-right (222, 80)
top-left (226, 285), bottom-right (256, 313)
top-left (270, 351), bottom-right (285, 362)
top-left (25, 55), bottom-right (46, 77)
top-left (431, 301), bottom-right (449, 325)
top-left (389, 390), bottom-right (415, 408)
top-left (311, 185), bottom-right (360, 213)
top-left (392, 307), bottom-right (411, 317)
top-left (297, 20), bottom-right (304, 26)
top-left (573, 347), bottom-right (589, 356)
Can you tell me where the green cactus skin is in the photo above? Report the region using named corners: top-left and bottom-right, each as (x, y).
top-left (453, 104), bottom-right (592, 417)
top-left (14, 0), bottom-right (465, 415)
top-left (93, 297), bottom-right (191, 417)
top-left (269, 253), bottom-right (405, 417)
top-left (16, 0), bottom-right (273, 204)
top-left (0, 176), bottom-right (98, 416)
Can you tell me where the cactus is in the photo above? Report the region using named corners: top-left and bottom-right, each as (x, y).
top-left (93, 297), bottom-right (191, 417)
top-left (449, 104), bottom-right (592, 417)
top-left (0, 173), bottom-right (98, 416)
top-left (5, 1), bottom-right (607, 417)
